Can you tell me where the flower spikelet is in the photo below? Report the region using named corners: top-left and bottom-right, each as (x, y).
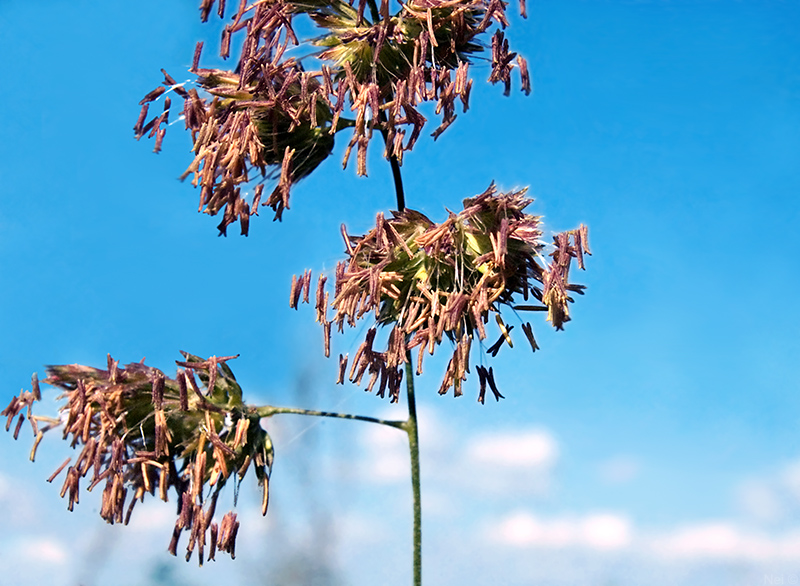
top-left (295, 184), bottom-right (590, 402)
top-left (2, 353), bottom-right (274, 566)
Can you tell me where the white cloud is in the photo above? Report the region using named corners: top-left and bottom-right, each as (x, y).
top-left (486, 510), bottom-right (800, 567)
top-left (420, 489), bottom-right (459, 517)
top-left (358, 420), bottom-right (409, 485)
top-left (455, 428), bottom-right (559, 497)
top-left (597, 455), bottom-right (640, 485)
top-left (125, 500), bottom-right (175, 533)
top-left (737, 479), bottom-right (784, 523)
top-left (652, 522), bottom-right (742, 559)
top-left (0, 470), bottom-right (40, 525)
top-left (487, 510), bottom-right (632, 551)
top-left (336, 510), bottom-right (393, 546)
top-left (584, 514), bottom-right (633, 549)
top-left (0, 472), bottom-right (8, 498)
top-left (14, 536), bottom-right (68, 564)
top-left (468, 429), bottom-right (558, 469)
top-left (650, 522), bottom-right (800, 561)
top-left (361, 420), bottom-right (406, 452)
top-left (371, 449), bottom-right (409, 483)
top-left (782, 461), bottom-right (800, 502)
top-left (353, 410), bottom-right (561, 502)
top-left (734, 458), bottom-right (800, 524)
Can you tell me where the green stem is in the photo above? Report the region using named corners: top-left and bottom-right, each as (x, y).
top-left (334, 116), bottom-right (357, 131)
top-left (366, 0), bottom-right (381, 25)
top-left (380, 112), bottom-right (415, 583)
top-left (254, 405), bottom-right (405, 429)
top-left (375, 113), bottom-right (406, 211)
top-left (364, 0), bottom-right (406, 214)
top-left (255, 378), bottom-right (421, 586)
top-left (401, 353), bottom-right (422, 586)
top-left (387, 151), bottom-right (406, 212)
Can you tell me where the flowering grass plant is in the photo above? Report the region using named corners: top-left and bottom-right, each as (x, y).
top-left (4, 1), bottom-right (590, 584)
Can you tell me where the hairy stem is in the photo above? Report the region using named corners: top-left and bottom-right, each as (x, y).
top-left (355, 71), bottom-right (416, 581)
top-left (364, 0), bottom-right (407, 212)
top-left (379, 115), bottom-right (416, 583)
top-left (255, 405), bottom-right (405, 429)
top-left (401, 354), bottom-right (422, 586)
top-left (375, 114), bottom-right (406, 211)
top-left (366, 0), bottom-right (381, 25)
top-left (388, 153), bottom-right (406, 211)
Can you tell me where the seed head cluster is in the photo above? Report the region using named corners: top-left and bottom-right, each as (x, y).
top-left (136, 0), bottom-right (530, 234)
top-left (292, 184), bottom-right (590, 402)
top-left (2, 353), bottom-right (274, 566)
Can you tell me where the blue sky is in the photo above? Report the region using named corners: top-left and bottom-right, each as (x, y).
top-left (1, 1), bottom-right (799, 585)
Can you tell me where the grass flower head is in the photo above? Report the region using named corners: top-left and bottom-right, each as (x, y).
top-left (294, 183), bottom-right (590, 402)
top-left (2, 353), bottom-right (274, 565)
